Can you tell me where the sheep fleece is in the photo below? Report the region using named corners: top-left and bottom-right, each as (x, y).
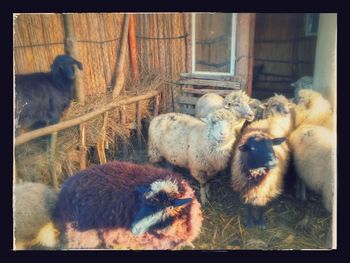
top-left (54, 161), bottom-right (202, 249)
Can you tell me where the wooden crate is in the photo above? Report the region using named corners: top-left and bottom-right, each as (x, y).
top-left (176, 74), bottom-right (242, 116)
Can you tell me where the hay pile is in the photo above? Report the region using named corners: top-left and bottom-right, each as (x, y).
top-left (15, 70), bottom-right (165, 186)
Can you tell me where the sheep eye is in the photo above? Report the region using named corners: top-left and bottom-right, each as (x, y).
top-left (212, 121), bottom-right (217, 125)
top-left (227, 103), bottom-right (232, 107)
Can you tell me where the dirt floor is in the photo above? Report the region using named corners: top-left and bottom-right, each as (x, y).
top-left (125, 145), bottom-right (332, 250)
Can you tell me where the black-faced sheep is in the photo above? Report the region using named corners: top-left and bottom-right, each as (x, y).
top-left (53, 161), bottom-right (202, 250)
top-left (231, 119), bottom-right (290, 228)
top-left (148, 108), bottom-right (237, 204)
top-left (293, 89), bottom-right (333, 130)
top-left (15, 54), bottom-right (83, 134)
top-left (14, 182), bottom-right (59, 250)
top-left (195, 91), bottom-right (255, 135)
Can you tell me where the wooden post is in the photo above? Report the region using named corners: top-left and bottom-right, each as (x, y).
top-left (128, 14), bottom-right (139, 82)
top-left (120, 106), bottom-right (128, 159)
top-left (246, 13), bottom-right (256, 97)
top-left (79, 124), bottom-right (87, 170)
top-left (63, 14), bottom-right (87, 171)
top-left (136, 101), bottom-right (142, 149)
top-left (153, 95), bottom-right (160, 116)
top-left (63, 13), bottom-right (84, 105)
top-left (96, 112), bottom-right (108, 164)
top-left (112, 14), bottom-right (131, 98)
top-left (184, 13), bottom-right (192, 73)
top-left (49, 132), bottom-right (59, 192)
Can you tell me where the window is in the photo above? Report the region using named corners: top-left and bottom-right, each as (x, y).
top-left (192, 13), bottom-right (237, 76)
top-left (305, 13), bottom-right (319, 36)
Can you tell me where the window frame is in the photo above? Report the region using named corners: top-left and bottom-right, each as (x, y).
top-left (191, 13), bottom-right (237, 76)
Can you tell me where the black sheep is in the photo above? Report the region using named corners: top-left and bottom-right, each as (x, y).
top-left (15, 54), bottom-right (83, 134)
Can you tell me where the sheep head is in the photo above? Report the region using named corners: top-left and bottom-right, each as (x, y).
top-left (51, 54), bottom-right (83, 82)
top-left (260, 94), bottom-right (293, 118)
top-left (131, 179), bottom-right (192, 236)
top-left (238, 134), bottom-right (286, 183)
top-left (201, 109), bottom-right (236, 142)
top-left (223, 91), bottom-right (255, 121)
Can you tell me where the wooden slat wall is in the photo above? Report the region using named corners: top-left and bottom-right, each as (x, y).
top-left (253, 13), bottom-right (317, 98)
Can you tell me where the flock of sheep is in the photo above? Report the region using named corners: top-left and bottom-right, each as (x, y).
top-left (14, 55), bottom-right (335, 250)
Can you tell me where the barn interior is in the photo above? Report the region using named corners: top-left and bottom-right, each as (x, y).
top-left (13, 13), bottom-right (335, 250)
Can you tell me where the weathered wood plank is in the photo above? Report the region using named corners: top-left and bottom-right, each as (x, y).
top-left (179, 78), bottom-right (241, 89)
top-left (179, 107), bottom-right (196, 116)
top-left (176, 95), bottom-right (199, 105)
top-left (180, 87), bottom-right (234, 96)
top-left (180, 72), bottom-right (239, 81)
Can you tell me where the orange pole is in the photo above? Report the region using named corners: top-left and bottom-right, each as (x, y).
top-left (128, 14), bottom-right (139, 82)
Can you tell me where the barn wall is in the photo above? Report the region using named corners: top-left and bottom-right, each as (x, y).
top-left (312, 13), bottom-right (337, 108)
top-left (253, 13), bottom-right (317, 99)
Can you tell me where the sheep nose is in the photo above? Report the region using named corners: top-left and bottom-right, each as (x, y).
top-left (220, 131), bottom-right (228, 138)
top-left (247, 113), bottom-right (255, 121)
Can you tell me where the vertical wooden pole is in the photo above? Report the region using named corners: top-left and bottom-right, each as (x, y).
top-left (96, 112), bottom-right (108, 164)
top-left (153, 94), bottom-right (160, 116)
top-left (112, 14), bottom-right (131, 98)
top-left (246, 13), bottom-right (256, 97)
top-left (128, 14), bottom-right (139, 82)
top-left (184, 13), bottom-right (192, 73)
top-left (49, 132), bottom-right (59, 192)
top-left (120, 106), bottom-right (128, 159)
top-left (63, 13), bottom-right (87, 172)
top-left (136, 101), bottom-right (142, 149)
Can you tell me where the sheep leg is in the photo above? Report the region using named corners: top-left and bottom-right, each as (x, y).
top-left (246, 204), bottom-right (255, 228)
top-left (255, 206), bottom-right (266, 229)
top-left (199, 182), bottom-right (208, 205)
top-left (296, 178), bottom-right (306, 201)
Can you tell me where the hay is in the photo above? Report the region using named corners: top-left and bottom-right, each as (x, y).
top-left (15, 70), bottom-right (164, 187)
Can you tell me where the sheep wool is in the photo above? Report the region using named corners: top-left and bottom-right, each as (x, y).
top-left (289, 124), bottom-right (335, 213)
top-left (53, 161), bottom-right (203, 250)
top-left (14, 182), bottom-right (59, 249)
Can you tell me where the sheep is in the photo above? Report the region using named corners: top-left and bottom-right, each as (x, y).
top-left (231, 118), bottom-right (290, 228)
top-left (14, 182), bottom-right (59, 250)
top-left (289, 124), bottom-right (335, 248)
top-left (289, 124), bottom-right (335, 213)
top-left (53, 161), bottom-right (203, 250)
top-left (291, 76), bottom-right (313, 97)
top-left (148, 108), bottom-right (237, 205)
top-left (293, 89), bottom-right (333, 130)
top-left (248, 98), bottom-right (264, 120)
top-left (15, 54), bottom-right (83, 134)
top-left (195, 91), bottom-right (255, 135)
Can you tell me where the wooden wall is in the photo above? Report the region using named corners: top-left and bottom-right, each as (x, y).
top-left (253, 13), bottom-right (317, 99)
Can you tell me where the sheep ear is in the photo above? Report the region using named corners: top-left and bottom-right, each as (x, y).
top-left (73, 60), bottom-right (83, 70)
top-left (238, 144), bottom-right (249, 152)
top-left (224, 104), bottom-right (230, 109)
top-left (200, 117), bottom-right (209, 124)
top-left (272, 137), bottom-right (286, 145)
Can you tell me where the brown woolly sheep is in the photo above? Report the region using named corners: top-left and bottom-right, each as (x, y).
top-left (53, 161), bottom-right (203, 250)
top-left (231, 119), bottom-right (290, 228)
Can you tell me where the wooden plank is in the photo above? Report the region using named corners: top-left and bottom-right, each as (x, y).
top-left (176, 95), bottom-right (199, 105)
top-left (153, 94), bottom-right (160, 116)
top-left (49, 132), bottom-right (59, 192)
top-left (120, 106), bottom-right (128, 159)
top-left (136, 101), bottom-right (142, 148)
top-left (79, 124), bottom-right (87, 170)
top-left (179, 107), bottom-right (196, 116)
top-left (96, 112), bottom-right (108, 164)
top-left (179, 78), bottom-right (241, 89)
top-left (180, 72), bottom-right (239, 81)
top-left (180, 87), bottom-right (234, 96)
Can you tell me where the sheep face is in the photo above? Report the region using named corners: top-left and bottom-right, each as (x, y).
top-left (238, 135), bottom-right (286, 182)
top-left (223, 92), bottom-right (255, 121)
top-left (202, 109), bottom-right (236, 142)
top-left (51, 55), bottom-right (83, 82)
top-left (261, 95), bottom-right (292, 118)
top-left (131, 180), bottom-right (192, 235)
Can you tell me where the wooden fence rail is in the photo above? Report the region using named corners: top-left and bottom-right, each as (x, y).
top-left (15, 90), bottom-right (159, 147)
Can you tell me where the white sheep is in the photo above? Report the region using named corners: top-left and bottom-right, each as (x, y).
top-left (14, 182), bottom-right (59, 250)
top-left (293, 89), bottom-right (333, 130)
top-left (148, 108), bottom-right (237, 204)
top-left (289, 124), bottom-right (335, 213)
top-left (195, 91), bottom-right (255, 135)
top-left (231, 118), bottom-right (290, 228)
top-left (291, 76), bottom-right (313, 98)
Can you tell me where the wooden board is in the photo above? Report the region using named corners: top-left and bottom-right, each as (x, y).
top-left (176, 96), bottom-right (199, 105)
top-left (179, 107), bottom-right (196, 116)
top-left (179, 78), bottom-right (241, 89)
top-left (180, 87), bottom-right (234, 96)
top-left (180, 72), bottom-right (240, 82)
